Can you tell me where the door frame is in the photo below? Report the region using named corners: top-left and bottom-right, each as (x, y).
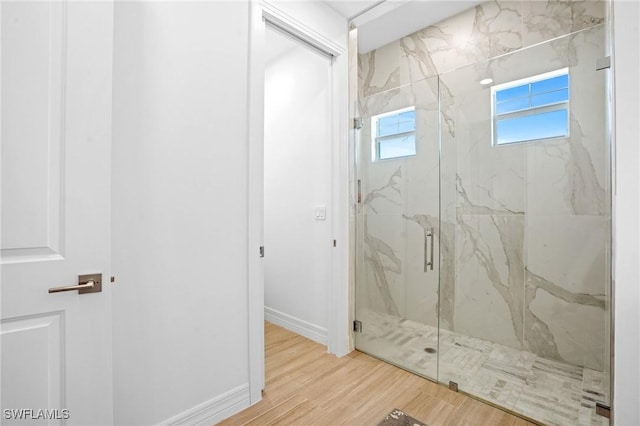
top-left (246, 0), bottom-right (350, 403)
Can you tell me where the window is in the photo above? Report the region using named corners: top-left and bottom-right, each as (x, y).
top-left (372, 107), bottom-right (416, 161)
top-left (492, 68), bottom-right (569, 146)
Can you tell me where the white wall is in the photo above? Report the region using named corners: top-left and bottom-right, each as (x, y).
top-left (111, 2), bottom-right (251, 424)
top-left (272, 1), bottom-right (347, 45)
top-left (263, 25), bottom-right (333, 343)
top-left (613, 1), bottom-right (640, 424)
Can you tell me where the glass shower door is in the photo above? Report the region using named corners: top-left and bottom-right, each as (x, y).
top-left (437, 24), bottom-right (611, 426)
top-left (354, 75), bottom-right (441, 380)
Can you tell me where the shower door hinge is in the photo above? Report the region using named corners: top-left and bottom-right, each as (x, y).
top-left (595, 403), bottom-right (611, 419)
top-left (353, 117), bottom-right (364, 130)
top-left (357, 179), bottom-right (362, 204)
top-left (353, 320), bottom-right (362, 333)
top-left (259, 246), bottom-right (265, 258)
top-left (596, 56), bottom-right (611, 71)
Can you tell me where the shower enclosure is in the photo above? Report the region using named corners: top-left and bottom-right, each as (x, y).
top-left (353, 3), bottom-right (611, 425)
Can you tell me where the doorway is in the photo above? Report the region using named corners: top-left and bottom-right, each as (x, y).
top-left (263, 23), bottom-right (334, 344)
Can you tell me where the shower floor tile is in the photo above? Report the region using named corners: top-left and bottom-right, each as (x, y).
top-left (355, 310), bottom-right (609, 426)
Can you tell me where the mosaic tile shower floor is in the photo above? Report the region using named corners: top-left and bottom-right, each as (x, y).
top-left (356, 311), bottom-right (609, 426)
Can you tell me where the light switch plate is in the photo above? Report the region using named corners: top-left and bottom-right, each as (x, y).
top-left (314, 206), bottom-right (326, 220)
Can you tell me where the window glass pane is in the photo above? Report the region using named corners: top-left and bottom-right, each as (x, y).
top-left (496, 97), bottom-right (531, 115)
top-left (378, 134), bottom-right (416, 160)
top-left (399, 110), bottom-right (415, 121)
top-left (495, 84), bottom-right (529, 102)
top-left (397, 119), bottom-right (415, 133)
top-left (373, 107), bottom-right (416, 160)
top-left (531, 89), bottom-right (569, 107)
top-left (378, 115), bottom-right (397, 128)
top-left (377, 110), bottom-right (416, 137)
top-left (531, 74), bottom-right (568, 94)
top-left (496, 108), bottom-right (568, 145)
top-left (377, 116), bottom-right (397, 137)
top-left (378, 122), bottom-right (398, 137)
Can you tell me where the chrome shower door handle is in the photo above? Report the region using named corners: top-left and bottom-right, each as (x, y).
top-left (424, 227), bottom-right (434, 272)
top-left (429, 227), bottom-right (434, 271)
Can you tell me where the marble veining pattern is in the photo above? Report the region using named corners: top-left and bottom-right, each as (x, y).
top-left (454, 173), bottom-right (607, 367)
top-left (360, 0), bottom-right (606, 96)
top-left (566, 116), bottom-right (608, 216)
top-left (364, 220), bottom-right (401, 317)
top-left (356, 310), bottom-right (609, 426)
top-left (359, 20), bottom-right (610, 371)
top-left (522, 0), bottom-right (606, 46)
top-left (361, 167), bottom-right (403, 317)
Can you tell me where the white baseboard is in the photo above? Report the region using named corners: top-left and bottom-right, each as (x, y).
top-left (158, 384), bottom-right (250, 426)
top-left (264, 306), bottom-right (328, 346)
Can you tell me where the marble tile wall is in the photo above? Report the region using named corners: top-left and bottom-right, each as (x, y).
top-left (356, 0), bottom-right (610, 374)
top-left (359, 0), bottom-right (607, 97)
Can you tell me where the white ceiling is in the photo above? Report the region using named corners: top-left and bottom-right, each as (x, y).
top-left (324, 0), bottom-right (484, 53)
top-left (324, 0), bottom-right (383, 20)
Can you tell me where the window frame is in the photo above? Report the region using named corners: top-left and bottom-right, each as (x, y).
top-left (491, 68), bottom-right (570, 146)
top-left (371, 106), bottom-right (417, 161)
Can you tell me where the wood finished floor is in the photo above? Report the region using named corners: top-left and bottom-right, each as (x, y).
top-left (218, 322), bottom-right (537, 426)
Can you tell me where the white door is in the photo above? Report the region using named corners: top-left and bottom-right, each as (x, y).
top-left (1, 2), bottom-right (114, 425)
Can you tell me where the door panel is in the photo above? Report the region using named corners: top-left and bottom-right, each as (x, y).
top-left (437, 24), bottom-right (611, 425)
top-left (1, 313), bottom-right (64, 421)
top-left (354, 76), bottom-right (440, 380)
top-left (1, 2), bottom-right (114, 424)
top-left (1, 1), bottom-right (64, 262)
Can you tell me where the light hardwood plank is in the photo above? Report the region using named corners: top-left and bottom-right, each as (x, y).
top-left (404, 392), bottom-right (458, 426)
top-left (243, 396), bottom-right (310, 426)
